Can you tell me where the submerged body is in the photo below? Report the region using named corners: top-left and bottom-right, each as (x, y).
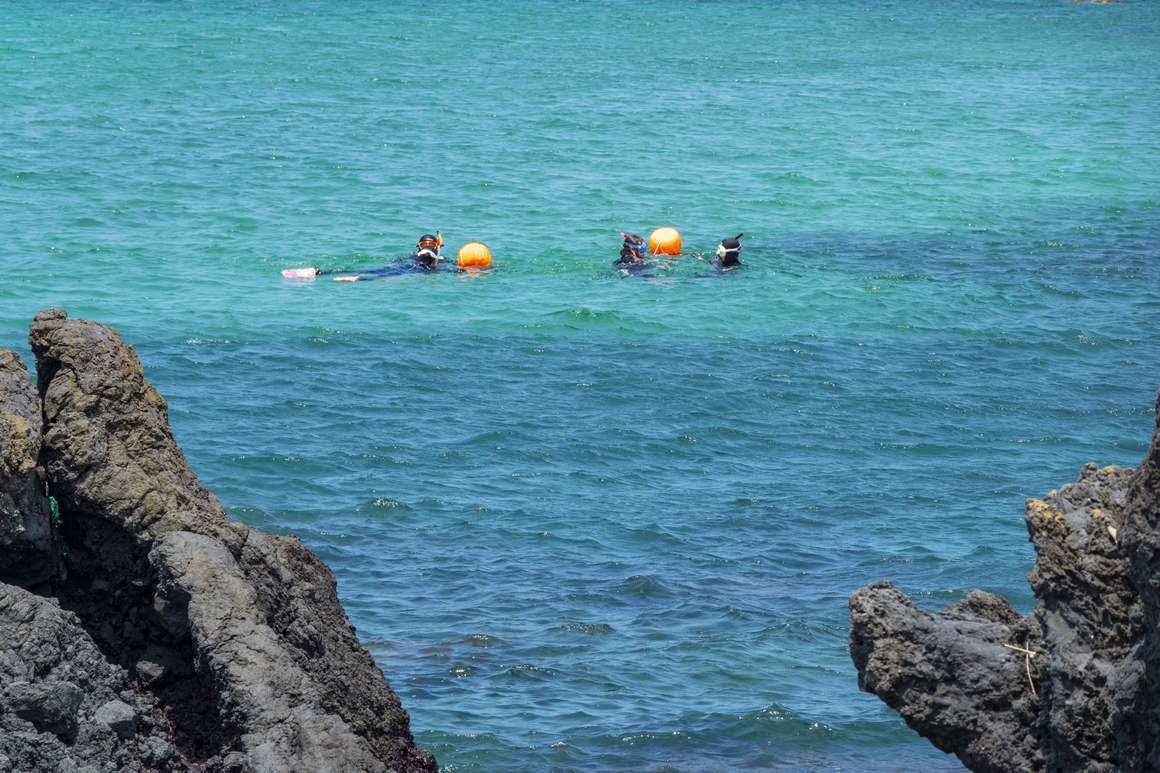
top-left (331, 257), bottom-right (443, 281)
top-left (283, 233), bottom-right (445, 280)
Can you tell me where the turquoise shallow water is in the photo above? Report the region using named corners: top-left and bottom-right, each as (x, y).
top-left (3, 0), bottom-right (1159, 770)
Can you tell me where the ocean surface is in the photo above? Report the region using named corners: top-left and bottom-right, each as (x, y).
top-left (2, 0), bottom-right (1159, 770)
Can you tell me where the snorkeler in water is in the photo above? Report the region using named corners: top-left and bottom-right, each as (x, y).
top-left (412, 233), bottom-right (443, 269)
top-left (282, 233), bottom-right (444, 280)
top-left (713, 234), bottom-right (743, 269)
top-left (614, 232), bottom-right (649, 268)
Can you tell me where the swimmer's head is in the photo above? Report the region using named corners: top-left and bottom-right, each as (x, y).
top-left (716, 234), bottom-right (743, 266)
top-left (619, 231), bottom-right (647, 257)
top-left (416, 233), bottom-right (441, 267)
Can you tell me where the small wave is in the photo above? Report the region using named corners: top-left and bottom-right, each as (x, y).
top-left (505, 664), bottom-right (558, 681)
top-left (553, 622), bottom-right (615, 636)
top-left (686, 704), bottom-right (837, 744)
top-left (224, 506), bottom-right (274, 525)
top-left (461, 633), bottom-right (504, 648)
top-left (447, 664), bottom-right (479, 679)
top-left (617, 575), bottom-right (673, 598)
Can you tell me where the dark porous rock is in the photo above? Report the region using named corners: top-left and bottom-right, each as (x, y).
top-left (0, 580), bottom-right (162, 771)
top-left (135, 644), bottom-right (193, 687)
top-left (94, 698), bottom-right (137, 739)
top-left (27, 309), bottom-right (437, 773)
top-left (4, 679), bottom-right (84, 739)
top-left (1119, 392), bottom-right (1160, 771)
top-left (850, 393), bottom-right (1160, 773)
top-left (849, 581), bottom-right (1043, 773)
top-left (0, 348), bottom-right (55, 587)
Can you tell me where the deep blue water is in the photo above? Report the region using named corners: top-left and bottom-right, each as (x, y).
top-left (2, 1), bottom-right (1159, 770)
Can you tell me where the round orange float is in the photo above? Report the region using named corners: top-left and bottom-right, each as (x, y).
top-left (457, 242), bottom-right (492, 268)
top-left (648, 227), bottom-right (682, 256)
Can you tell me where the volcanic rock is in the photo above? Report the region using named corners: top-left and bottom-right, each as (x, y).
top-left (0, 309), bottom-right (437, 773)
top-left (93, 698), bottom-right (137, 739)
top-left (0, 348), bottom-right (55, 587)
top-left (0, 579), bottom-right (167, 771)
top-left (850, 395), bottom-right (1160, 772)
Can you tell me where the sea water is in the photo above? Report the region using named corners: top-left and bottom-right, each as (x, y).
top-left (2, 0), bottom-right (1158, 770)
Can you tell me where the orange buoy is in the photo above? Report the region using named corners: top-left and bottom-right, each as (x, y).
top-left (457, 242), bottom-right (492, 268)
top-left (648, 227), bottom-right (682, 256)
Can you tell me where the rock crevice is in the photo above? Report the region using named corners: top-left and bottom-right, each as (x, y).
top-left (0, 348), bottom-right (55, 588)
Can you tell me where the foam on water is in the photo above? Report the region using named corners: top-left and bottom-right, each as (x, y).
top-left (2, 0), bottom-right (1158, 770)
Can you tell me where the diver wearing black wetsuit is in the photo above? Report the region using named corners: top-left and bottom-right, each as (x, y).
top-left (712, 234), bottom-right (743, 269)
top-left (350, 233), bottom-right (442, 277)
top-left (303, 233), bottom-right (444, 279)
top-left (614, 232), bottom-right (649, 269)
top-left (412, 234), bottom-right (442, 269)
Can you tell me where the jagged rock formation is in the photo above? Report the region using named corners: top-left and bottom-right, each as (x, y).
top-left (0, 349), bottom-right (54, 587)
top-left (1118, 400), bottom-right (1160, 771)
top-left (849, 583), bottom-right (1044, 773)
top-left (1, 580), bottom-right (174, 772)
top-left (0, 310), bottom-right (437, 773)
top-left (850, 396), bottom-right (1160, 772)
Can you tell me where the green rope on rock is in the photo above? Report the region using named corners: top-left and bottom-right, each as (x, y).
top-left (48, 496), bottom-right (68, 556)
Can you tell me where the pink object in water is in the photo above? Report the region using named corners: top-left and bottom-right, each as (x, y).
top-left (281, 267), bottom-right (320, 278)
top-left (333, 275), bottom-right (360, 282)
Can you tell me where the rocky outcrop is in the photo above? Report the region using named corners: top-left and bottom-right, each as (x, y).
top-left (0, 349), bottom-right (55, 587)
top-left (0, 580), bottom-right (175, 772)
top-left (1, 310), bottom-right (436, 773)
top-left (849, 583), bottom-right (1044, 773)
top-left (1118, 398), bottom-right (1160, 771)
top-left (850, 397), bottom-right (1160, 772)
